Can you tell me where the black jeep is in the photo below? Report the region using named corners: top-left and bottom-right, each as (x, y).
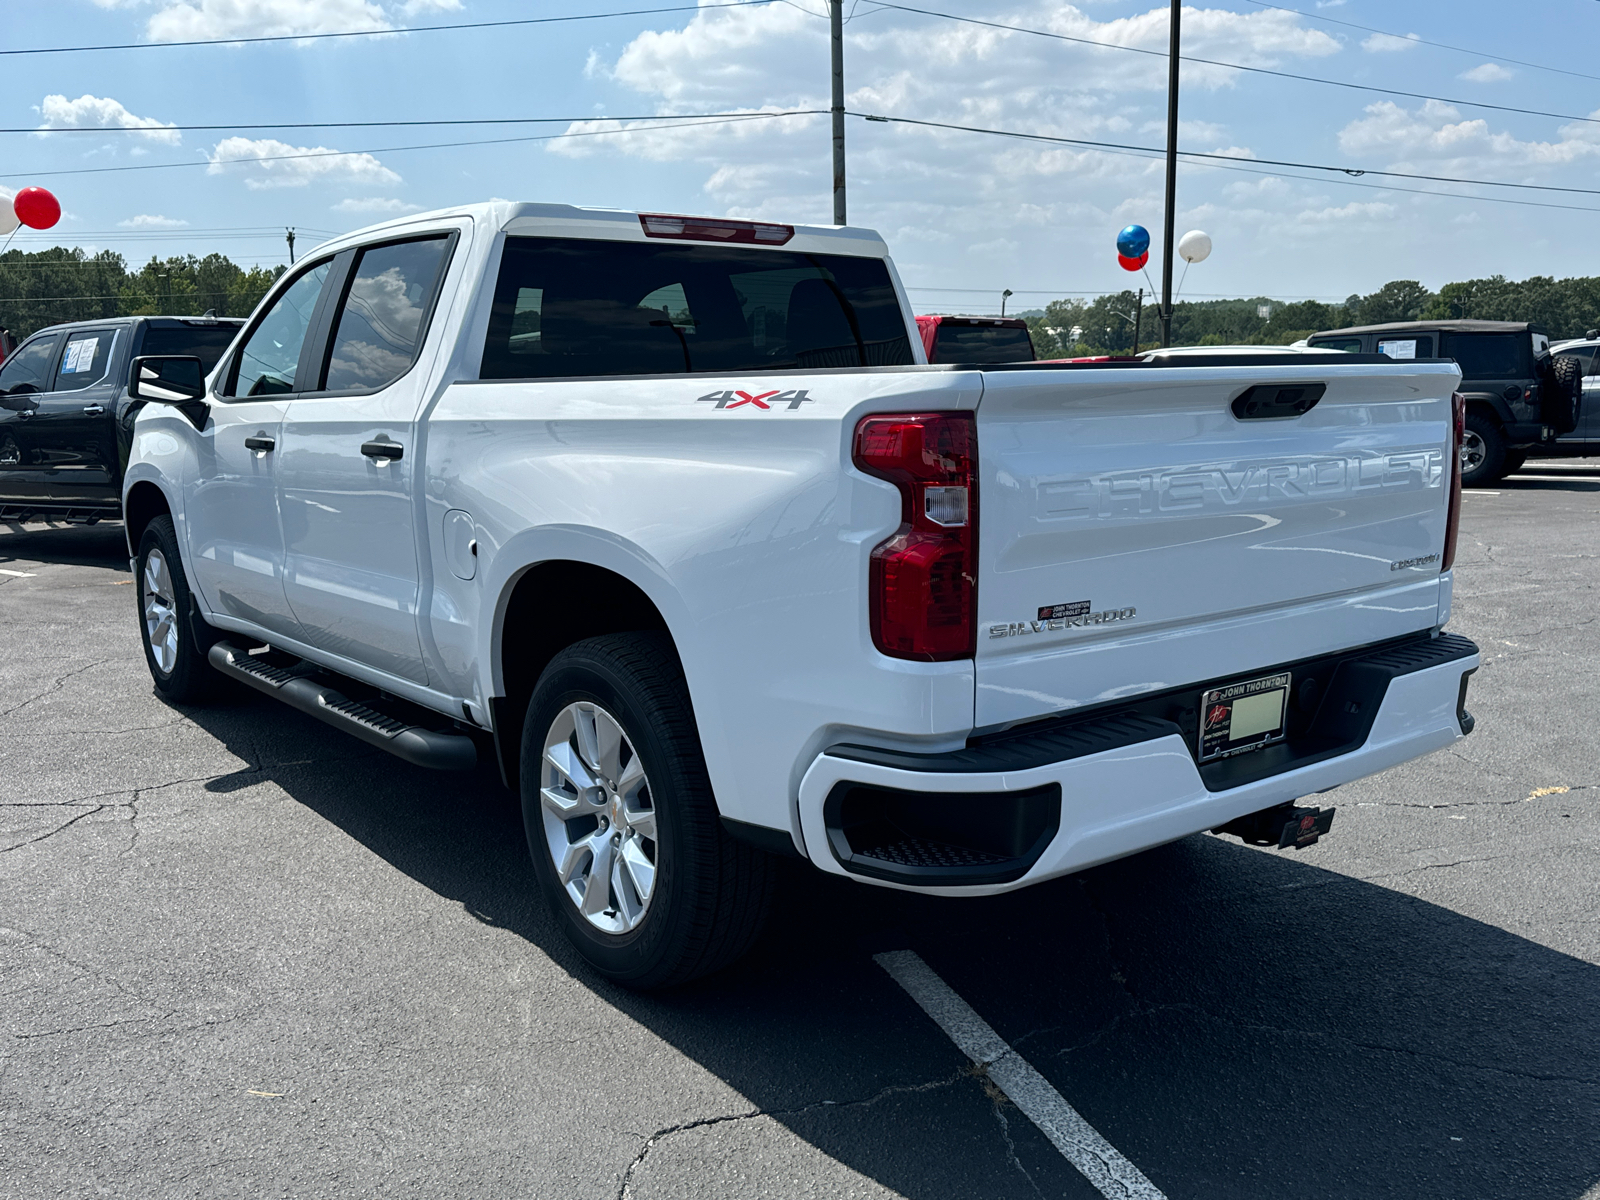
top-left (1306, 320), bottom-right (1581, 487)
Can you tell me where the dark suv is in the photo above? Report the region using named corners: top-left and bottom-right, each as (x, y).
top-left (0, 314), bottom-right (243, 523)
top-left (1307, 320), bottom-right (1581, 487)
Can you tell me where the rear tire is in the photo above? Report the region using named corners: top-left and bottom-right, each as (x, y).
top-left (520, 632), bottom-right (774, 989)
top-left (1460, 412), bottom-right (1506, 488)
top-left (136, 515), bottom-right (222, 704)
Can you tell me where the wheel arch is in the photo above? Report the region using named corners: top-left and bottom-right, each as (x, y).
top-left (122, 479), bottom-right (173, 558)
top-left (1461, 390), bottom-right (1513, 427)
top-left (486, 543), bottom-right (687, 792)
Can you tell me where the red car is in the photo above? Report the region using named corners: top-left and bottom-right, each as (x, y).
top-left (916, 315), bottom-right (1036, 363)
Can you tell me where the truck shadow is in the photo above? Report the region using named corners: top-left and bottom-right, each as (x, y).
top-left (184, 694), bottom-right (1599, 1200)
top-left (0, 521), bottom-right (129, 571)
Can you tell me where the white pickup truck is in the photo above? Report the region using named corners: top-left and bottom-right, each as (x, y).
top-left (123, 202), bottom-right (1480, 987)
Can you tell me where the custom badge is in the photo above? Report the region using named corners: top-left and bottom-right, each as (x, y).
top-left (697, 389), bottom-right (813, 411)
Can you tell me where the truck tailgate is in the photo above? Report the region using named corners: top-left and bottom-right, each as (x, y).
top-left (974, 363), bottom-right (1458, 729)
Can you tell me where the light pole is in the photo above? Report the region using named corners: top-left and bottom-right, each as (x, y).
top-left (830, 0), bottom-right (846, 225)
top-left (1159, 0), bottom-right (1180, 347)
top-left (1000, 288), bottom-right (1013, 317)
top-left (286, 227), bottom-right (296, 265)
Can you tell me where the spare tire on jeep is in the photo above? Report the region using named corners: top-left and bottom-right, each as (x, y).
top-left (1543, 355), bottom-right (1582, 434)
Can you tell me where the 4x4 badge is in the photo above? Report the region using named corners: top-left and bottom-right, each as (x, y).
top-left (697, 389), bottom-right (813, 411)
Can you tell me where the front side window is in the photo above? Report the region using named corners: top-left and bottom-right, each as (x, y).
top-left (323, 237), bottom-right (451, 392)
top-left (228, 260), bottom-right (332, 397)
top-left (1309, 337), bottom-right (1363, 353)
top-left (480, 237), bottom-right (913, 379)
top-left (52, 329), bottom-right (118, 391)
top-left (0, 334), bottom-right (62, 395)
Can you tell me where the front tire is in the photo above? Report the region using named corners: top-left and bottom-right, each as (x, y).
top-left (136, 515), bottom-right (221, 704)
top-left (1460, 412), bottom-right (1507, 488)
top-left (520, 633), bottom-right (773, 989)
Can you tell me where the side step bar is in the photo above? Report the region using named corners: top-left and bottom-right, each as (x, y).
top-left (208, 641), bottom-right (476, 771)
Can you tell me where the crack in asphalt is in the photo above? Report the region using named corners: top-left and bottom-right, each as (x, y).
top-left (614, 1074), bottom-right (963, 1199)
top-left (1, 805), bottom-right (110, 853)
top-left (992, 1104), bottom-right (1047, 1199)
top-left (0, 925), bottom-right (163, 1012)
top-left (0, 658), bottom-right (112, 720)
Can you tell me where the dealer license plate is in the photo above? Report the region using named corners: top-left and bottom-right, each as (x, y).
top-left (1199, 672), bottom-right (1291, 762)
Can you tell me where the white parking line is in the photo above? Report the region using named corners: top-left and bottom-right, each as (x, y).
top-left (875, 950), bottom-right (1167, 1200)
top-left (0, 568), bottom-right (37, 577)
top-left (1463, 490), bottom-right (1500, 496)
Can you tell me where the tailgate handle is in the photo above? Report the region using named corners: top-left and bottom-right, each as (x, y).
top-left (1231, 382), bottom-right (1326, 420)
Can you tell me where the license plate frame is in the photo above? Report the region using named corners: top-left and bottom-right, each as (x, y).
top-left (1198, 671), bottom-right (1292, 763)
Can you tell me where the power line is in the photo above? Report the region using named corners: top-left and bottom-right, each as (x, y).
top-left (855, 111), bottom-right (1600, 200)
top-left (12, 111), bottom-right (819, 136)
top-left (870, 2), bottom-right (1600, 128)
top-left (1240, 0), bottom-right (1600, 84)
top-left (0, 1), bottom-right (776, 57)
top-left (0, 112), bottom-right (821, 182)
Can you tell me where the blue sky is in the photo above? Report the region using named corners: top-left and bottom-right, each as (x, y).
top-left (2, 1), bottom-right (1595, 312)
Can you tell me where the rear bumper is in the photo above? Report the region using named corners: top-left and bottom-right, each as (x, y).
top-left (797, 633), bottom-right (1479, 895)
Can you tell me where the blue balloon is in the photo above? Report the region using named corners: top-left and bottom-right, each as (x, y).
top-left (1116, 224), bottom-right (1150, 258)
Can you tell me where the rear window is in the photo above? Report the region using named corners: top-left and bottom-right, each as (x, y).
top-left (1442, 333), bottom-right (1527, 379)
top-left (932, 322), bottom-right (1034, 364)
top-left (480, 237), bottom-right (913, 379)
top-left (1308, 337), bottom-right (1363, 353)
top-left (141, 324), bottom-right (241, 375)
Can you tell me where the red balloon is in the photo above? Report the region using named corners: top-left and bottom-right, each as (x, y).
top-left (14, 187), bottom-right (61, 231)
top-left (1117, 251), bottom-right (1148, 272)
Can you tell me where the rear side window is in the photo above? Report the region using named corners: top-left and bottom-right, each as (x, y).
top-left (323, 236), bottom-right (452, 393)
top-left (480, 237), bottom-right (913, 379)
top-left (1308, 337), bottom-right (1363, 353)
top-left (0, 334), bottom-right (61, 395)
top-left (51, 329), bottom-right (118, 391)
top-left (141, 325), bottom-right (241, 375)
top-left (1443, 333), bottom-right (1525, 379)
top-left (932, 322), bottom-right (1035, 364)
top-left (1376, 335), bottom-right (1432, 360)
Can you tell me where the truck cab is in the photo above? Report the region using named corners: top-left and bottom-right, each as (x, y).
top-left (0, 315), bottom-right (243, 523)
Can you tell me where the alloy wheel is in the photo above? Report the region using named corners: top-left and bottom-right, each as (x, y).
top-left (141, 548), bottom-right (179, 674)
top-left (539, 701), bottom-right (658, 934)
top-left (1460, 429), bottom-right (1485, 472)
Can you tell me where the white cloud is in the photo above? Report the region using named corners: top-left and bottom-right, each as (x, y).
top-left (1460, 63), bottom-right (1513, 84)
top-left (207, 136), bottom-right (402, 189)
top-left (399, 0), bottom-right (461, 12)
top-left (118, 214), bottom-right (190, 228)
top-left (145, 0), bottom-right (390, 41)
top-left (1360, 32), bottom-right (1421, 53)
top-left (332, 197), bottom-right (423, 213)
top-left (1338, 100), bottom-right (1600, 170)
top-left (35, 94), bottom-right (180, 144)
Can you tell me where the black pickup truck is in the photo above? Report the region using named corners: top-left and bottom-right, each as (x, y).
top-left (0, 315), bottom-right (242, 523)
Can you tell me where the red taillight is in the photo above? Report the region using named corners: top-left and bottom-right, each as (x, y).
top-left (1442, 391), bottom-right (1465, 571)
top-left (853, 412), bottom-right (977, 661)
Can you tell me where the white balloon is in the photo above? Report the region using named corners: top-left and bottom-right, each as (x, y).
top-left (0, 203), bottom-right (18, 235)
top-left (1178, 229), bottom-right (1212, 264)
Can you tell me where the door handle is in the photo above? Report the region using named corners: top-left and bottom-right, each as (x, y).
top-left (16, 409), bottom-right (32, 420)
top-left (244, 435), bottom-right (275, 452)
top-left (360, 440), bottom-right (404, 461)
top-left (82, 404), bottom-right (105, 416)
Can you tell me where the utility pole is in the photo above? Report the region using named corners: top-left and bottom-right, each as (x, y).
top-left (830, 0), bottom-right (846, 226)
top-left (1134, 287), bottom-right (1144, 353)
top-left (1159, 0), bottom-right (1180, 348)
top-left (285, 227), bottom-right (296, 265)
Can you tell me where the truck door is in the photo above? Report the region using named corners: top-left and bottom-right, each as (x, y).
top-left (186, 259), bottom-right (335, 640)
top-left (0, 332), bottom-right (62, 510)
top-left (276, 233), bottom-right (454, 685)
top-left (28, 326), bottom-right (123, 508)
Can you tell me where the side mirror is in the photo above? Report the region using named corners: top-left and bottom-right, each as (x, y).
top-left (128, 355), bottom-right (208, 430)
top-left (0, 390), bottom-right (39, 412)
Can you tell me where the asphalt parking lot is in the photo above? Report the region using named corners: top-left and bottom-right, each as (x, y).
top-left (2, 464), bottom-right (1597, 1200)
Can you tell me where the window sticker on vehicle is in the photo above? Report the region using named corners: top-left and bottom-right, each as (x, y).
top-left (1377, 339), bottom-right (1417, 360)
top-left (62, 336), bottom-right (99, 373)
top-left (697, 389), bottom-right (813, 411)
